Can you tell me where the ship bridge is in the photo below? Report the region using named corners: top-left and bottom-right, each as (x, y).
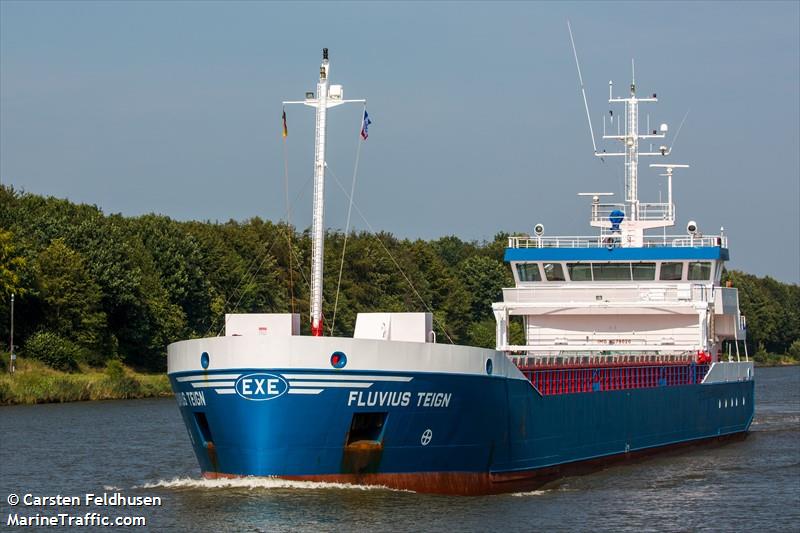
top-left (493, 235), bottom-right (747, 363)
top-left (491, 65), bottom-right (751, 365)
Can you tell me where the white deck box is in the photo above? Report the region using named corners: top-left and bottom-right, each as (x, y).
top-left (354, 312), bottom-right (433, 343)
top-left (225, 313), bottom-right (300, 337)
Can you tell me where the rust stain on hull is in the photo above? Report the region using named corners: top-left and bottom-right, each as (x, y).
top-left (341, 440), bottom-right (383, 475)
top-left (202, 432), bottom-right (747, 496)
top-left (205, 442), bottom-right (219, 473)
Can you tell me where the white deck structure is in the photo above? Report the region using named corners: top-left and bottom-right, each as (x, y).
top-left (492, 66), bottom-right (747, 365)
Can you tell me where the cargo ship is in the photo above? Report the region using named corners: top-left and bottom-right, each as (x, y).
top-left (167, 49), bottom-right (754, 495)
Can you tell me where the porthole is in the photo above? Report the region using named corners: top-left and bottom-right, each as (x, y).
top-left (486, 358), bottom-right (493, 375)
top-left (200, 352), bottom-right (210, 370)
top-left (330, 351), bottom-right (347, 369)
top-left (724, 399), bottom-right (728, 408)
top-left (735, 398), bottom-right (738, 407)
top-left (718, 399), bottom-right (722, 409)
top-left (743, 397), bottom-right (746, 405)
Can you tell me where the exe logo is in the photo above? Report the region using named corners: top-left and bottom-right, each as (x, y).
top-left (234, 373), bottom-right (288, 401)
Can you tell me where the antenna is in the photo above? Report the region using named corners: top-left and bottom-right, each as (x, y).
top-left (579, 56), bottom-right (687, 244)
top-left (668, 109), bottom-right (689, 154)
top-left (650, 164), bottom-right (689, 217)
top-left (596, 67), bottom-right (664, 221)
top-left (567, 20), bottom-right (598, 153)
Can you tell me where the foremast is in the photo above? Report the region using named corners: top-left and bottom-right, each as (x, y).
top-left (283, 49), bottom-right (365, 336)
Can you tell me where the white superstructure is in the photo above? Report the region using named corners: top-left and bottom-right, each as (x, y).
top-left (493, 69), bottom-right (748, 366)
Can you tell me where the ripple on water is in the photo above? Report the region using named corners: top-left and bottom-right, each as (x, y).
top-left (136, 476), bottom-right (412, 493)
top-left (1, 368), bottom-right (797, 533)
top-left (510, 490), bottom-right (550, 497)
top-left (751, 413), bottom-right (800, 433)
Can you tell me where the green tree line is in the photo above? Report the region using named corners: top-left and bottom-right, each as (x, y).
top-left (1, 185), bottom-right (797, 372)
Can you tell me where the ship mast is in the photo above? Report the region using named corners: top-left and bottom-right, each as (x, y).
top-left (585, 62), bottom-right (685, 246)
top-left (599, 62), bottom-right (667, 221)
top-left (283, 49), bottom-right (365, 336)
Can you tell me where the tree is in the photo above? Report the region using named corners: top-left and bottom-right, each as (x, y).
top-left (2, 185), bottom-right (797, 376)
top-left (458, 255), bottom-right (513, 323)
top-left (431, 235), bottom-right (476, 268)
top-left (0, 228), bottom-right (26, 299)
top-left (724, 270), bottom-right (800, 355)
top-left (466, 319), bottom-right (497, 349)
top-left (33, 239), bottom-right (106, 352)
top-left (0, 228), bottom-right (29, 349)
top-left (130, 215), bottom-right (213, 337)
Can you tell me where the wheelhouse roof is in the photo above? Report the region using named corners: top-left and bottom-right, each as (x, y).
top-left (504, 246), bottom-right (729, 263)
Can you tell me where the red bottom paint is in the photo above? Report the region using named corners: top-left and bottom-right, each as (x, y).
top-left (201, 432), bottom-right (748, 496)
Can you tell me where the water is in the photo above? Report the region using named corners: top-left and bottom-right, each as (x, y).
top-left (1, 367), bottom-right (798, 532)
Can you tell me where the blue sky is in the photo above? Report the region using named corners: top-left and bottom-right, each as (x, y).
top-left (1, 1), bottom-right (798, 282)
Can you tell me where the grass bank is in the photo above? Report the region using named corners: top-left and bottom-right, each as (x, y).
top-left (0, 357), bottom-right (171, 405)
top-left (753, 353), bottom-right (800, 367)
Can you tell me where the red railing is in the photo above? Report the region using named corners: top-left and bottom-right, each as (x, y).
top-left (523, 364), bottom-right (710, 396)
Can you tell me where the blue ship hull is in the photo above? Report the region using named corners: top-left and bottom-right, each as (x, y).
top-left (169, 367), bottom-right (754, 494)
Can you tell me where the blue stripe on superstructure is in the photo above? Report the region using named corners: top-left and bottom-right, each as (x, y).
top-left (504, 246), bottom-right (729, 262)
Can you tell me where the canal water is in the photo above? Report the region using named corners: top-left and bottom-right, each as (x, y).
top-left (1, 366), bottom-right (798, 532)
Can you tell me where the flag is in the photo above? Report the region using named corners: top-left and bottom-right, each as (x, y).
top-left (282, 109), bottom-right (288, 138)
top-left (360, 109), bottom-right (371, 140)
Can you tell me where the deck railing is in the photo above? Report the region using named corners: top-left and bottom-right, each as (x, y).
top-left (511, 353), bottom-right (696, 368)
top-left (589, 202), bottom-right (675, 224)
top-left (508, 234), bottom-right (727, 249)
top-left (523, 363), bottom-right (710, 396)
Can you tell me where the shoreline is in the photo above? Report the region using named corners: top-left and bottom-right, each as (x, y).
top-left (0, 359), bottom-right (172, 406)
top-left (0, 391), bottom-right (173, 407)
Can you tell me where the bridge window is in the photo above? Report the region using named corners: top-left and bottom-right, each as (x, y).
top-left (659, 262), bottom-right (683, 281)
top-left (516, 263), bottom-right (542, 282)
top-left (543, 263), bottom-right (565, 281)
top-left (688, 261), bottom-right (712, 281)
top-left (593, 262), bottom-right (632, 281)
top-left (567, 263), bottom-right (592, 281)
top-left (632, 262), bottom-right (656, 280)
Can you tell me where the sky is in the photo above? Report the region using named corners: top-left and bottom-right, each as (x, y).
top-left (1, 1), bottom-right (798, 283)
